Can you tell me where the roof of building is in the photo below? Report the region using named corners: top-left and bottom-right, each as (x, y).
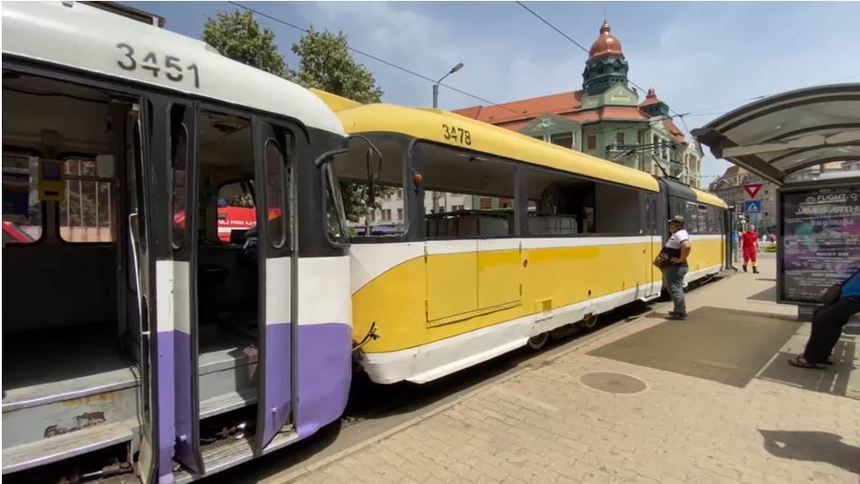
top-left (662, 119), bottom-right (687, 144)
top-left (639, 88), bottom-right (662, 108)
top-left (315, 95), bottom-right (660, 192)
top-left (589, 20), bottom-right (624, 61)
top-left (453, 92), bottom-right (656, 128)
top-left (2, 2), bottom-right (344, 135)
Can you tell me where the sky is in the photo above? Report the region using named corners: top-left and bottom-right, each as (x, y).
top-left (127, 1), bottom-right (860, 184)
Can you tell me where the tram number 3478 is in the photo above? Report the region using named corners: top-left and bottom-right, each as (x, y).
top-left (116, 43), bottom-right (200, 88)
top-left (442, 124), bottom-right (472, 146)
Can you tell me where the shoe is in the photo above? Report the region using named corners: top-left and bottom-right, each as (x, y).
top-left (666, 312), bottom-right (687, 320)
top-left (742, 264), bottom-right (748, 272)
top-left (753, 267), bottom-right (759, 274)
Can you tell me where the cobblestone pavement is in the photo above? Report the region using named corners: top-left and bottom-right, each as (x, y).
top-left (281, 259), bottom-right (860, 483)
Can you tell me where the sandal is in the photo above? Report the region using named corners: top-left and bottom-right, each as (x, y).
top-left (788, 355), bottom-right (825, 370)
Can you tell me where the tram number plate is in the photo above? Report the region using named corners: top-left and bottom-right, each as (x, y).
top-left (442, 124), bottom-right (472, 146)
top-left (116, 43), bottom-right (200, 88)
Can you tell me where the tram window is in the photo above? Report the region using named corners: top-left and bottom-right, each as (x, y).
top-left (170, 106), bottom-right (189, 249)
top-left (60, 158), bottom-right (114, 243)
top-left (264, 140), bottom-right (287, 249)
top-left (684, 201), bottom-right (699, 234)
top-left (419, 142), bottom-right (515, 239)
top-left (525, 167), bottom-right (595, 236)
top-left (216, 181), bottom-right (255, 244)
top-left (2, 154), bottom-right (42, 244)
top-left (323, 163), bottom-right (348, 244)
top-left (198, 111), bottom-right (253, 245)
top-left (334, 139), bottom-right (406, 238)
top-left (697, 204), bottom-right (708, 234)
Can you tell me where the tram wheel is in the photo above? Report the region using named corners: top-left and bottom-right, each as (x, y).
top-left (527, 332), bottom-right (549, 350)
top-left (582, 313), bottom-right (599, 329)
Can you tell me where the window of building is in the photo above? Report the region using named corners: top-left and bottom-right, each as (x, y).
top-left (550, 132), bottom-right (573, 149)
top-left (60, 158), bottom-right (114, 243)
top-left (381, 209), bottom-right (392, 221)
top-left (397, 208), bottom-right (403, 220)
top-left (587, 135), bottom-right (596, 150)
top-left (616, 132), bottom-right (625, 145)
top-left (2, 154), bottom-right (42, 244)
top-left (418, 142), bottom-right (515, 239)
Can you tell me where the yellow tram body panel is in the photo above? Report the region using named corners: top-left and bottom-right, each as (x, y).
top-left (354, 237), bottom-right (724, 356)
top-left (352, 239), bottom-right (655, 354)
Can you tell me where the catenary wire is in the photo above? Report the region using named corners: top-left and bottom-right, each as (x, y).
top-left (228, 1), bottom-right (529, 118)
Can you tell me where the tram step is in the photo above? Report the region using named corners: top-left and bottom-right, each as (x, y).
top-left (199, 389), bottom-right (258, 420)
top-left (174, 429), bottom-right (299, 482)
top-left (2, 419), bottom-right (134, 475)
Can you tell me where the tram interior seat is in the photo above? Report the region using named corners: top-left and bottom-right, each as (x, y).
top-left (425, 210), bottom-right (513, 238)
top-left (528, 214), bottom-right (578, 236)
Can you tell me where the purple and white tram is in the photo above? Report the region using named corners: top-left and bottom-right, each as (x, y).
top-left (2, 2), bottom-right (352, 482)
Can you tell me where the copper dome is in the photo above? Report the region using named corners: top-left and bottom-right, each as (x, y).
top-left (588, 20), bottom-right (624, 60)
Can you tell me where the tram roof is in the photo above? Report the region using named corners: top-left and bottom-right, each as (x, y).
top-left (692, 187), bottom-right (727, 208)
top-left (316, 93), bottom-right (660, 192)
top-left (2, 2), bottom-right (344, 136)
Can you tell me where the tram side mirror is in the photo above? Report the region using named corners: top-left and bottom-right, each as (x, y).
top-left (314, 148), bottom-right (349, 169)
top-left (96, 154), bottom-right (115, 178)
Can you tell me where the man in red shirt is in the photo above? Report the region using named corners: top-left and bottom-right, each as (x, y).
top-left (741, 225), bottom-right (759, 273)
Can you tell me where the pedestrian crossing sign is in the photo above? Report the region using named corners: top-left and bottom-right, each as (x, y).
top-left (743, 200), bottom-right (762, 213)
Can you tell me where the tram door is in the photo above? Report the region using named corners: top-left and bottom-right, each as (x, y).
top-left (126, 103), bottom-right (161, 483)
top-left (251, 119), bottom-right (294, 449)
top-left (644, 193), bottom-right (660, 298)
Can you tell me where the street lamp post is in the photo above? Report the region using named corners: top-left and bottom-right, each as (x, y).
top-left (433, 62), bottom-right (464, 109)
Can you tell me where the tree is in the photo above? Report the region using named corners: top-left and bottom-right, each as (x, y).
top-left (202, 12), bottom-right (390, 227)
top-left (202, 11), bottom-right (291, 78)
top-left (291, 28), bottom-right (382, 103)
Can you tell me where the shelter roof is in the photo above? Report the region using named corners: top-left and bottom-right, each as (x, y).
top-left (693, 83), bottom-right (860, 185)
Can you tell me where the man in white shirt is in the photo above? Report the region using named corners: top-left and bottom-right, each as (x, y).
top-left (661, 215), bottom-right (692, 320)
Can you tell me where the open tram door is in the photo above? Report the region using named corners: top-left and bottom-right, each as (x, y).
top-left (251, 119), bottom-right (295, 450)
top-left (133, 98), bottom-right (205, 481)
top-left (126, 101), bottom-right (163, 483)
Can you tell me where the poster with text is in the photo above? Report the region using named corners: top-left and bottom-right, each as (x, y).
top-left (780, 185), bottom-right (860, 304)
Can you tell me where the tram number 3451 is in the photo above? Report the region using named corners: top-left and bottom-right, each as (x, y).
top-left (442, 124), bottom-right (472, 146)
top-left (116, 43), bottom-right (200, 88)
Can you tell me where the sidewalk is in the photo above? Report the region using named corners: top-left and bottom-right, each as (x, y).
top-left (283, 258), bottom-right (860, 483)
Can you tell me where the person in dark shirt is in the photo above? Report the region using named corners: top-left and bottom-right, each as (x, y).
top-left (789, 268), bottom-right (860, 369)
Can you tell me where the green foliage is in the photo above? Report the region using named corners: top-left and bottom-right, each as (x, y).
top-left (765, 244), bottom-right (777, 253)
top-left (226, 192), bottom-right (254, 208)
top-left (340, 181), bottom-right (397, 223)
top-left (291, 28), bottom-right (383, 103)
top-left (202, 11), bottom-right (291, 78)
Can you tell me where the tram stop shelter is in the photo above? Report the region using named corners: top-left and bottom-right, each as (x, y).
top-left (693, 83), bottom-right (860, 316)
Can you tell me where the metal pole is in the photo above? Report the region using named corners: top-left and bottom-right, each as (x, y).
top-left (432, 84), bottom-right (439, 109)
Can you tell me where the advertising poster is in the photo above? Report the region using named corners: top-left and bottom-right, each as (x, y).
top-left (780, 185), bottom-right (860, 304)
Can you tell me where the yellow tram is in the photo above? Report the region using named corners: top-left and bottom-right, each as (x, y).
top-left (315, 90), bottom-right (728, 384)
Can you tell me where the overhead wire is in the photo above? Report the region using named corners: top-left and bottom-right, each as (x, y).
top-left (228, 1), bottom-right (529, 118)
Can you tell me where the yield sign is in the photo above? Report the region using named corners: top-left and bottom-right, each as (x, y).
top-left (744, 183), bottom-right (762, 198)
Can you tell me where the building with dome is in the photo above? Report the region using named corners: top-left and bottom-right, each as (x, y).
top-left (454, 20), bottom-right (703, 188)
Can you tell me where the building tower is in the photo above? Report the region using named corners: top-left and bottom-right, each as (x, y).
top-left (582, 20), bottom-right (629, 95)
